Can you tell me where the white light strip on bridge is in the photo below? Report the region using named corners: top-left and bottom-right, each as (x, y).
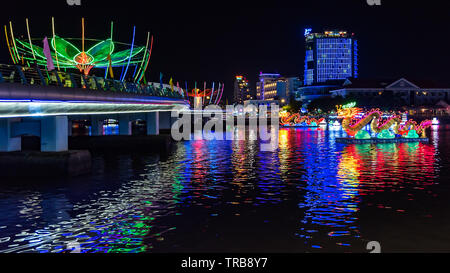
top-left (0, 101), bottom-right (189, 118)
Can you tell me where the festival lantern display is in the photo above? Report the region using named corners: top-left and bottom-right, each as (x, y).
top-left (337, 103), bottom-right (432, 139)
top-left (5, 18), bottom-right (153, 82)
top-left (280, 111), bottom-right (325, 127)
top-left (186, 83), bottom-right (225, 109)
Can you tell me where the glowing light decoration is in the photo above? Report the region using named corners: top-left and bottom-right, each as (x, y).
top-left (404, 130), bottom-right (420, 139)
top-left (355, 130), bottom-right (371, 140)
top-left (304, 28), bottom-right (312, 37)
top-left (432, 118), bottom-right (440, 125)
top-left (6, 18), bottom-right (152, 81)
top-left (342, 102), bottom-right (357, 109)
top-left (185, 82), bottom-right (225, 108)
top-left (280, 112), bottom-right (325, 127)
top-left (337, 105), bottom-right (432, 140)
top-left (377, 130), bottom-right (395, 139)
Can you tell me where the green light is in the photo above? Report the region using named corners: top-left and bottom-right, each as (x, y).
top-left (355, 130), bottom-right (371, 140)
top-left (343, 102), bottom-right (356, 109)
top-left (14, 36), bottom-right (146, 73)
top-left (87, 38), bottom-right (115, 61)
top-left (377, 129), bottom-right (395, 139)
top-left (52, 36), bottom-right (80, 61)
top-left (404, 130), bottom-right (419, 139)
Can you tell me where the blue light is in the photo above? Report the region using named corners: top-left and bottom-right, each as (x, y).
top-left (316, 38), bottom-right (353, 83)
top-left (304, 28), bottom-right (312, 37)
top-left (354, 40), bottom-right (359, 78)
top-left (304, 32), bottom-right (358, 86)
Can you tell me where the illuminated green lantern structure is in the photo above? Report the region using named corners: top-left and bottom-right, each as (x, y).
top-left (5, 18), bottom-right (153, 82)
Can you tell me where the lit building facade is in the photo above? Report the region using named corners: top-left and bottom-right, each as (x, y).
top-left (304, 29), bottom-right (358, 86)
top-left (256, 73), bottom-right (281, 101)
top-left (256, 73), bottom-right (299, 104)
top-left (331, 78), bottom-right (450, 107)
top-left (234, 75), bottom-right (252, 104)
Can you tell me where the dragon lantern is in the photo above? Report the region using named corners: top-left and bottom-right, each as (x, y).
top-left (280, 112), bottom-right (325, 127)
top-left (337, 105), bottom-right (432, 139)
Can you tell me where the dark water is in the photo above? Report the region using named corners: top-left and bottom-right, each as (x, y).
top-left (1, 125), bottom-right (450, 253)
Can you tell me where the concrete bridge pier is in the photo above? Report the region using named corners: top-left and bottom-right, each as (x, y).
top-left (0, 116), bottom-right (91, 177)
top-left (90, 116), bottom-right (104, 136)
top-left (68, 120), bottom-right (73, 137)
top-left (146, 112), bottom-right (159, 135)
top-left (119, 114), bottom-right (132, 136)
top-left (41, 116), bottom-right (69, 152)
top-left (0, 118), bottom-right (21, 152)
top-left (159, 111), bottom-right (173, 131)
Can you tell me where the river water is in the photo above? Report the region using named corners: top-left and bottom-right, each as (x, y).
top-left (0, 125), bottom-right (449, 253)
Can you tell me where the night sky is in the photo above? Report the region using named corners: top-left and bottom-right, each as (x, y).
top-left (1, 0), bottom-right (449, 102)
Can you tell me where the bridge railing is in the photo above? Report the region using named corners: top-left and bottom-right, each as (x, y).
top-left (0, 64), bottom-right (185, 99)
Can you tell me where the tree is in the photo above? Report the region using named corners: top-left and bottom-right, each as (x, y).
top-left (283, 100), bottom-right (303, 113)
top-left (307, 96), bottom-right (347, 114)
top-left (346, 92), bottom-right (408, 110)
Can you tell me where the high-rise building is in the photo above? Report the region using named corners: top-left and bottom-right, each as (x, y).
top-left (256, 73), bottom-right (301, 104)
top-left (256, 73), bottom-right (281, 101)
top-left (304, 29), bottom-right (358, 86)
top-left (234, 75), bottom-right (252, 104)
top-left (285, 77), bottom-right (302, 101)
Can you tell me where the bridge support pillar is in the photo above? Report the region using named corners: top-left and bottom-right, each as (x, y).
top-left (146, 112), bottom-right (159, 135)
top-left (0, 118), bottom-right (22, 152)
top-left (41, 116), bottom-right (68, 152)
top-left (68, 120), bottom-right (73, 137)
top-left (159, 111), bottom-right (173, 130)
top-left (90, 117), bottom-right (104, 136)
top-left (119, 115), bottom-right (132, 136)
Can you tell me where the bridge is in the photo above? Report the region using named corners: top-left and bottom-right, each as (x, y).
top-left (0, 64), bottom-right (189, 153)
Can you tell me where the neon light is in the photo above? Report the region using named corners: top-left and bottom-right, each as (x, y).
top-left (216, 83), bottom-right (224, 105)
top-left (342, 102), bottom-right (356, 109)
top-left (134, 31), bottom-right (150, 82)
top-left (121, 26), bottom-right (136, 82)
top-left (52, 17), bottom-right (60, 70)
top-left (355, 130), bottom-right (371, 140)
top-left (304, 28), bottom-right (312, 37)
top-left (404, 130), bottom-right (419, 139)
top-left (25, 19), bottom-right (36, 60)
top-left (280, 113), bottom-right (325, 127)
top-left (82, 17), bottom-right (85, 52)
top-left (4, 25), bottom-right (17, 64)
top-left (377, 129), bottom-right (395, 139)
top-left (10, 18), bottom-right (148, 77)
top-left (9, 22), bottom-right (20, 63)
top-left (209, 82), bottom-right (215, 104)
top-left (213, 83), bottom-right (220, 104)
top-left (338, 107), bottom-right (432, 139)
top-left (105, 21), bottom-right (114, 79)
top-left (137, 38), bottom-right (152, 82)
top-left (86, 39), bottom-right (115, 62)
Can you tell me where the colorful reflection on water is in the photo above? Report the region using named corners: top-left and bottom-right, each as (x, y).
top-left (0, 126), bottom-right (449, 253)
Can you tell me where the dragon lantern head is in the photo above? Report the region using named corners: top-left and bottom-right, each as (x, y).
top-left (337, 106), bottom-right (362, 119)
top-left (279, 111), bottom-right (290, 118)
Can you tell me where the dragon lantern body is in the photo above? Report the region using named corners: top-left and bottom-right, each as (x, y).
top-left (338, 107), bottom-right (432, 138)
top-left (280, 113), bottom-right (324, 127)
